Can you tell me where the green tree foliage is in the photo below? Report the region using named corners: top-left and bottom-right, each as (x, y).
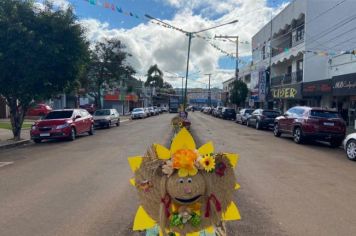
top-left (0, 0), bottom-right (89, 140)
top-left (85, 38), bottom-right (135, 108)
top-left (145, 64), bottom-right (164, 88)
top-left (230, 80), bottom-right (248, 107)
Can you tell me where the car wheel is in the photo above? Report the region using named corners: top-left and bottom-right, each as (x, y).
top-left (273, 123), bottom-right (281, 137)
top-left (256, 121), bottom-right (261, 130)
top-left (246, 120), bottom-right (250, 127)
top-left (116, 119), bottom-right (120, 126)
top-left (330, 139), bottom-right (342, 148)
top-left (293, 127), bottom-right (303, 144)
top-left (33, 139), bottom-right (42, 143)
top-left (346, 139), bottom-right (356, 161)
top-left (69, 128), bottom-right (76, 141)
top-left (88, 124), bottom-right (95, 135)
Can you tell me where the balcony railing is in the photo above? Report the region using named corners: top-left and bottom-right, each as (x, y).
top-left (271, 70), bottom-right (303, 86)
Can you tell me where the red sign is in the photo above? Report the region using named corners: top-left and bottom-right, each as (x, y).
top-left (104, 94), bottom-right (119, 101)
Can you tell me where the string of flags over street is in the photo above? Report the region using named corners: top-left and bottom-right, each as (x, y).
top-left (83, 0), bottom-right (356, 62)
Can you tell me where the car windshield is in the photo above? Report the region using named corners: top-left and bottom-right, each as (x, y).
top-left (45, 111), bottom-right (73, 119)
top-left (133, 108), bottom-right (143, 112)
top-left (245, 110), bottom-right (254, 114)
top-left (94, 110), bottom-right (110, 116)
top-left (263, 111), bottom-right (280, 117)
top-left (310, 110), bottom-right (341, 119)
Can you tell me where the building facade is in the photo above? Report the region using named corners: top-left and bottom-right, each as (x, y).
top-left (251, 0), bottom-right (356, 115)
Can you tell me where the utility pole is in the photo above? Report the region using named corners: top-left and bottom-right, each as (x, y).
top-left (215, 35), bottom-right (239, 80)
top-left (205, 73), bottom-right (212, 107)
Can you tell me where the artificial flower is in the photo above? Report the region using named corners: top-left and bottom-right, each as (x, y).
top-left (172, 149), bottom-right (198, 177)
top-left (215, 161), bottom-right (227, 177)
top-left (162, 160), bottom-right (174, 177)
top-left (199, 155), bottom-right (215, 172)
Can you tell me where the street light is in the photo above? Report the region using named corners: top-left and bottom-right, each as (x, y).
top-left (145, 15), bottom-right (238, 110)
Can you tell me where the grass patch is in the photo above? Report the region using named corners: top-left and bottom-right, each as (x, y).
top-left (0, 122), bottom-right (32, 130)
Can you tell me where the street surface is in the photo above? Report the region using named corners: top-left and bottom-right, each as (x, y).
top-left (0, 112), bottom-right (355, 236)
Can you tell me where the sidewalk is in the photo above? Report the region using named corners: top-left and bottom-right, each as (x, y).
top-left (0, 128), bottom-right (31, 149)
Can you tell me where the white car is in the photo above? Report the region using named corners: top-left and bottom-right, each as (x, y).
top-left (131, 108), bottom-right (147, 119)
top-left (343, 133), bottom-right (356, 161)
top-left (93, 109), bottom-right (120, 128)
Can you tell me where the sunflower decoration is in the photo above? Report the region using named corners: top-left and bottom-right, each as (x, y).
top-left (128, 128), bottom-right (241, 236)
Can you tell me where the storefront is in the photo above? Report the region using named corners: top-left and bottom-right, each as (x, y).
top-left (332, 73), bottom-right (356, 129)
top-left (303, 79), bottom-right (333, 108)
top-left (270, 83), bottom-right (303, 112)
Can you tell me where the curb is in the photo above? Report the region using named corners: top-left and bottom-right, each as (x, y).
top-left (0, 139), bottom-right (32, 150)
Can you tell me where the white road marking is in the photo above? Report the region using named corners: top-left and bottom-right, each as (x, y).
top-left (0, 162), bottom-right (14, 168)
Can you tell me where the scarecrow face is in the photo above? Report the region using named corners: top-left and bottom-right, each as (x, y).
top-left (167, 172), bottom-right (206, 205)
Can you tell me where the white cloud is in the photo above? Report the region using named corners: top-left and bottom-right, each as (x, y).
top-left (79, 0), bottom-right (289, 88)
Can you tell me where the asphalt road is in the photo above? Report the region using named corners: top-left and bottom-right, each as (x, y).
top-left (0, 112), bottom-right (355, 236)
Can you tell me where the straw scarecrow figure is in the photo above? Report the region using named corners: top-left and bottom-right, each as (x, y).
top-left (128, 128), bottom-right (241, 235)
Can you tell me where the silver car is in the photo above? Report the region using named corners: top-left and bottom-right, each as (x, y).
top-left (343, 133), bottom-right (356, 161)
top-left (93, 109), bottom-right (120, 128)
top-left (131, 108), bottom-right (147, 119)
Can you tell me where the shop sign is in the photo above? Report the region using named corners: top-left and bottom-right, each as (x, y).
top-left (270, 83), bottom-right (302, 99)
top-left (333, 73), bottom-right (356, 96)
top-left (258, 70), bottom-right (267, 102)
top-left (303, 79), bottom-right (332, 96)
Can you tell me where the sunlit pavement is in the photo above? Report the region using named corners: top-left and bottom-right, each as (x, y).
top-left (0, 112), bottom-right (355, 236)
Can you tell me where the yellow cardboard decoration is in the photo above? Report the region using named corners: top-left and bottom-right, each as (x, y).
top-left (222, 202), bottom-right (241, 221)
top-left (198, 141), bottom-right (214, 156)
top-left (170, 128), bottom-right (196, 154)
top-left (128, 156), bottom-right (143, 173)
top-left (133, 206), bottom-right (156, 231)
top-left (155, 144), bottom-right (171, 159)
top-left (224, 153), bottom-right (239, 168)
top-left (235, 183), bottom-right (241, 190)
top-left (206, 226), bottom-right (215, 233)
top-left (130, 178), bottom-right (135, 186)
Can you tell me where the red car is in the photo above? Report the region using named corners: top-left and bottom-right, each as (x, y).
top-left (27, 104), bottom-right (52, 117)
top-left (274, 106), bottom-right (346, 147)
top-left (30, 109), bottom-right (94, 143)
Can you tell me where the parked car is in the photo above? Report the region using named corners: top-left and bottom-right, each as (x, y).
top-left (213, 106), bottom-right (223, 117)
top-left (26, 103), bottom-right (52, 117)
top-left (274, 106), bottom-right (346, 147)
top-left (131, 108), bottom-right (147, 119)
top-left (148, 107), bottom-right (156, 116)
top-left (236, 108), bottom-right (255, 125)
top-left (161, 106), bottom-right (168, 112)
top-left (30, 109), bottom-right (94, 143)
top-left (343, 133), bottom-right (356, 161)
top-left (93, 109), bottom-right (120, 128)
top-left (153, 106), bottom-right (160, 115)
top-left (80, 104), bottom-right (96, 114)
top-left (247, 109), bottom-right (281, 130)
top-left (144, 108), bottom-right (151, 117)
top-left (221, 108), bottom-right (236, 120)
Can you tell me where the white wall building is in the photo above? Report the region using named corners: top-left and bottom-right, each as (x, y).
top-left (252, 0), bottom-right (356, 112)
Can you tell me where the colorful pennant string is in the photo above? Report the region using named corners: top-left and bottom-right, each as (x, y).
top-left (84, 0), bottom-right (145, 20)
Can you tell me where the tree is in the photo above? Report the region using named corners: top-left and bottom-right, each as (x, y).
top-left (145, 64), bottom-right (164, 88)
top-left (0, 0), bottom-right (89, 140)
top-left (85, 39), bottom-right (135, 108)
top-left (230, 80), bottom-right (248, 107)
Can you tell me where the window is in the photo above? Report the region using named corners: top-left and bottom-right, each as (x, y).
top-left (310, 110), bottom-right (340, 119)
top-left (296, 25), bottom-right (304, 41)
top-left (297, 60), bottom-right (303, 71)
top-left (287, 65), bottom-right (292, 75)
top-left (45, 111), bottom-right (73, 119)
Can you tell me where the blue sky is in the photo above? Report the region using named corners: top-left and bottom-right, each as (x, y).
top-left (46, 0), bottom-right (289, 88)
